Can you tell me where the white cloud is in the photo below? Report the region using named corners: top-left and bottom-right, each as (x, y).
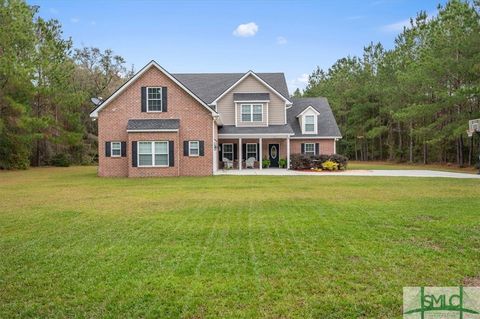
top-left (288, 73), bottom-right (310, 92)
top-left (276, 36), bottom-right (287, 45)
top-left (297, 73), bottom-right (309, 85)
top-left (70, 17), bottom-right (80, 23)
top-left (381, 18), bottom-right (410, 32)
top-left (233, 22), bottom-right (259, 37)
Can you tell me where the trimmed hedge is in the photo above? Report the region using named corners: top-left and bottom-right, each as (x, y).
top-left (290, 154), bottom-right (348, 170)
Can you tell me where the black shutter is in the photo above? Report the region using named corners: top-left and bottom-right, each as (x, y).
top-left (132, 141), bottom-right (137, 167)
top-left (315, 143), bottom-right (320, 155)
top-left (301, 143), bottom-right (305, 154)
top-left (242, 144), bottom-right (246, 160)
top-left (169, 141), bottom-right (174, 167)
top-left (141, 87), bottom-right (147, 112)
top-left (105, 142), bottom-right (111, 157)
top-left (199, 141), bottom-right (204, 156)
top-left (121, 142), bottom-right (126, 157)
top-left (219, 143), bottom-right (222, 160)
top-left (183, 141), bottom-right (189, 156)
top-left (256, 143), bottom-right (260, 161)
top-left (162, 87), bottom-right (168, 112)
top-left (233, 144), bottom-right (238, 160)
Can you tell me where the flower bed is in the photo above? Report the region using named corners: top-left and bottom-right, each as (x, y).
top-left (290, 154), bottom-right (348, 171)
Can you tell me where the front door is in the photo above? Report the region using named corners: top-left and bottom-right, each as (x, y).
top-left (269, 144), bottom-right (279, 167)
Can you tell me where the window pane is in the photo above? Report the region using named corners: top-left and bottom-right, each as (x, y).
top-left (155, 142), bottom-right (168, 154)
top-left (112, 149), bottom-right (121, 156)
top-left (155, 154), bottom-right (168, 166)
top-left (253, 105), bottom-right (262, 122)
top-left (305, 124), bottom-right (315, 132)
top-left (241, 105), bottom-right (251, 122)
top-left (223, 144), bottom-right (233, 161)
top-left (139, 142), bottom-right (152, 154)
top-left (305, 115), bottom-right (315, 124)
top-left (139, 154), bottom-right (152, 166)
top-left (147, 87), bottom-right (162, 111)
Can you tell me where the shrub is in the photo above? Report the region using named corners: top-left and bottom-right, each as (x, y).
top-left (290, 153), bottom-right (348, 170)
top-left (262, 159), bottom-right (271, 168)
top-left (279, 158), bottom-right (287, 168)
top-left (322, 160), bottom-right (339, 171)
top-left (50, 153), bottom-right (71, 167)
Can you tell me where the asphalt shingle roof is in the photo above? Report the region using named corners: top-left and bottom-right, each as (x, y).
top-left (172, 73), bottom-right (290, 104)
top-left (127, 119), bottom-right (179, 131)
top-left (233, 93), bottom-right (270, 101)
top-left (219, 124), bottom-right (294, 135)
top-left (287, 97), bottom-right (342, 138)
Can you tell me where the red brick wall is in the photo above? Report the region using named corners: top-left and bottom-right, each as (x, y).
top-left (97, 66), bottom-right (214, 177)
top-left (290, 139), bottom-right (336, 155)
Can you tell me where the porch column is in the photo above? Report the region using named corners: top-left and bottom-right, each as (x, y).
top-left (287, 135), bottom-right (290, 169)
top-left (239, 137), bottom-right (242, 170)
top-left (259, 138), bottom-right (263, 170)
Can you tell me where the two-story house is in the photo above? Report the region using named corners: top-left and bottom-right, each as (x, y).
top-left (90, 60), bottom-right (341, 177)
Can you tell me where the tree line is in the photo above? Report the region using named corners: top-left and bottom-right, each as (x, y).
top-left (0, 0), bottom-right (133, 169)
top-left (296, 0), bottom-right (480, 166)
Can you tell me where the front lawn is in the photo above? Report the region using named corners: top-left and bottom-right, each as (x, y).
top-left (1, 167), bottom-right (479, 318)
top-left (348, 160), bottom-right (478, 174)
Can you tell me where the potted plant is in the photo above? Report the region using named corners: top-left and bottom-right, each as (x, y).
top-left (262, 158), bottom-right (270, 168)
top-left (279, 158), bottom-right (287, 168)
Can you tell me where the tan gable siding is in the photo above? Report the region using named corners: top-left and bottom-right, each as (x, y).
top-left (216, 74), bottom-right (286, 125)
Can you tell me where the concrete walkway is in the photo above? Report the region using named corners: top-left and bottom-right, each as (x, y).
top-left (215, 168), bottom-right (480, 179)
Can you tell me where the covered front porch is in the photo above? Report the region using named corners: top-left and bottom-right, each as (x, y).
top-left (217, 135), bottom-right (291, 170)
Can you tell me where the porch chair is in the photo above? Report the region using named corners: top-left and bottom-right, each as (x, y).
top-left (246, 157), bottom-right (256, 169)
top-left (223, 158), bottom-right (233, 169)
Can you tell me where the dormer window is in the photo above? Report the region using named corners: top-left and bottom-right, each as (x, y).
top-left (147, 87), bottom-right (163, 112)
top-left (304, 115), bottom-right (315, 132)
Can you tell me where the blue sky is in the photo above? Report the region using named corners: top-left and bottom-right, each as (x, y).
top-left (30, 0), bottom-right (446, 93)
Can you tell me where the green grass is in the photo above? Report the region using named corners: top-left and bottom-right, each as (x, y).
top-left (348, 160), bottom-right (478, 174)
top-left (1, 166), bottom-right (479, 318)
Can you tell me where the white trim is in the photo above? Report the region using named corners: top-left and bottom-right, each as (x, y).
top-left (266, 102), bottom-right (269, 126)
top-left (146, 86), bottom-right (163, 112)
top-left (290, 136), bottom-right (342, 139)
top-left (219, 133), bottom-right (293, 138)
top-left (238, 138), bottom-right (242, 170)
top-left (233, 100), bottom-right (270, 103)
top-left (296, 105), bottom-right (320, 117)
top-left (259, 137), bottom-right (263, 170)
top-left (234, 102), bottom-right (238, 126)
top-left (137, 141), bottom-right (169, 167)
top-left (90, 60), bottom-right (217, 118)
top-left (334, 138), bottom-right (337, 154)
top-left (210, 71), bottom-right (292, 106)
top-left (110, 141), bottom-right (122, 157)
top-left (188, 140), bottom-right (199, 157)
top-left (127, 129), bottom-right (179, 133)
top-left (222, 143), bottom-right (234, 161)
top-left (246, 143), bottom-right (257, 160)
top-left (286, 136), bottom-right (290, 169)
top-left (212, 119), bottom-right (217, 173)
top-left (304, 143), bottom-right (316, 156)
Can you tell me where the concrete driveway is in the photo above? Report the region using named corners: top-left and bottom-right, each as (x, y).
top-left (215, 168), bottom-right (480, 179)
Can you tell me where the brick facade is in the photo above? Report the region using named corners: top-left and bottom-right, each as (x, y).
top-left (98, 67), bottom-right (214, 177)
top-left (290, 139), bottom-right (336, 155)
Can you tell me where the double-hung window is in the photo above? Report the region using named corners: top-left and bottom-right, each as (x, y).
top-left (304, 143), bottom-right (315, 156)
top-left (222, 143), bottom-right (233, 161)
top-left (147, 87), bottom-right (162, 112)
top-left (241, 104), bottom-right (263, 122)
top-left (246, 143), bottom-right (257, 159)
top-left (304, 115), bottom-right (315, 133)
top-left (189, 141), bottom-right (199, 156)
top-left (138, 141), bottom-right (168, 167)
top-left (111, 142), bottom-right (121, 157)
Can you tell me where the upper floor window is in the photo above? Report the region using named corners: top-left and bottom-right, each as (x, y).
top-left (189, 141), bottom-right (199, 156)
top-left (304, 115), bottom-right (316, 133)
top-left (147, 87), bottom-right (163, 112)
top-left (241, 104), bottom-right (263, 122)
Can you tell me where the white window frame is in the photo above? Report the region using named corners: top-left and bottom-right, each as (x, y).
top-left (222, 143), bottom-right (233, 161)
top-left (241, 104), bottom-right (263, 122)
top-left (305, 143), bottom-right (315, 156)
top-left (147, 87), bottom-right (163, 112)
top-left (188, 141), bottom-right (199, 157)
top-left (137, 141), bottom-right (169, 167)
top-left (304, 115), bottom-right (316, 133)
top-left (246, 143), bottom-right (257, 159)
top-left (111, 141), bottom-right (121, 157)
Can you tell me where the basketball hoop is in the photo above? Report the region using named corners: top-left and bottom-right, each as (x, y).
top-left (467, 129), bottom-right (474, 138)
top-left (468, 119), bottom-right (480, 174)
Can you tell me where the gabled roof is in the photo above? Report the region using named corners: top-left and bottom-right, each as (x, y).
top-left (127, 119), bottom-right (179, 132)
top-left (296, 105), bottom-right (320, 117)
top-left (89, 61), bottom-right (217, 118)
top-left (288, 97), bottom-right (342, 138)
top-left (173, 72), bottom-right (291, 105)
